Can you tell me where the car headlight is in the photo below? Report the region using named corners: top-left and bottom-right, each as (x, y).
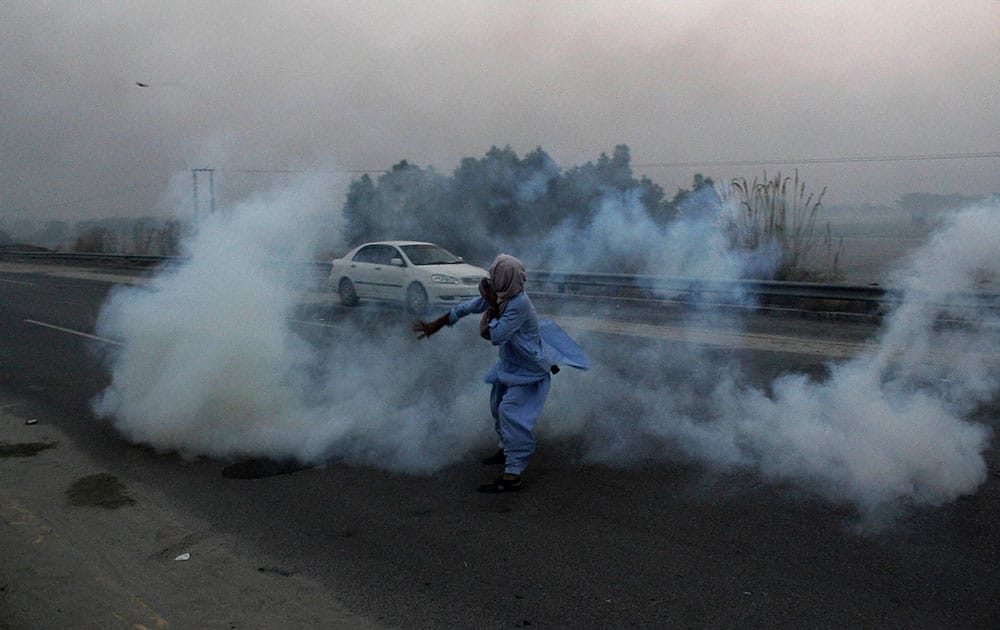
top-left (431, 274), bottom-right (461, 284)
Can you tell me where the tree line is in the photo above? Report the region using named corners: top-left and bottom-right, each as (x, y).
top-left (342, 144), bottom-right (717, 267)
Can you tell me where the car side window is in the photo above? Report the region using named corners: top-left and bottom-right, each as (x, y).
top-left (387, 247), bottom-right (406, 266)
top-left (352, 246), bottom-right (378, 263)
top-left (373, 245), bottom-right (394, 265)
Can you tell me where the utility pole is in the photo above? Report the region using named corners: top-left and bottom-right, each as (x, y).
top-left (191, 168), bottom-right (216, 221)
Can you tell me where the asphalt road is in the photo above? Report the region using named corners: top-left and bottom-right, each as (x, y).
top-left (1, 262), bottom-right (998, 629)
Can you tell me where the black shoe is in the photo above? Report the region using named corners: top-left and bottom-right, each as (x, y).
top-left (478, 474), bottom-right (524, 493)
top-left (481, 448), bottom-right (505, 465)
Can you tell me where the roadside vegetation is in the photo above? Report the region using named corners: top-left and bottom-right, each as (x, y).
top-left (1, 218), bottom-right (184, 256)
top-left (341, 145), bottom-right (846, 281)
top-left (7, 145), bottom-right (989, 283)
top-left (341, 144), bottom-right (686, 266)
top-left (724, 171), bottom-right (843, 281)
top-left (72, 219), bottom-right (183, 256)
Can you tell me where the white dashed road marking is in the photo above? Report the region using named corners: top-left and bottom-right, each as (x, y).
top-left (23, 319), bottom-right (121, 346)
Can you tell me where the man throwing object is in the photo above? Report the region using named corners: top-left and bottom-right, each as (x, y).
top-left (414, 254), bottom-right (588, 493)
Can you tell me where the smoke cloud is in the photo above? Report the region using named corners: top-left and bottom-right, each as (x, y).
top-left (550, 200), bottom-right (997, 523)
top-left (92, 172), bottom-right (496, 471)
top-left (91, 172), bottom-right (997, 525)
top-left (536, 188), bottom-right (751, 280)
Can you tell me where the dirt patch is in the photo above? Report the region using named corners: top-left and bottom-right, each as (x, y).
top-left (66, 473), bottom-right (135, 509)
top-left (0, 441), bottom-right (57, 457)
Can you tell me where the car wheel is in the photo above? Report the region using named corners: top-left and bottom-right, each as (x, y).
top-left (338, 277), bottom-right (359, 306)
top-left (406, 282), bottom-right (428, 315)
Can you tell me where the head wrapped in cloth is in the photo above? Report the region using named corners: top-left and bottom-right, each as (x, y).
top-left (489, 254), bottom-right (527, 313)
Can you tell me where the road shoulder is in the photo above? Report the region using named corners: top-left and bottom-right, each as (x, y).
top-left (0, 396), bottom-right (384, 629)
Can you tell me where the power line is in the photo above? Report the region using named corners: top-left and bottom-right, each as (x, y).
top-left (4, 150), bottom-right (995, 215)
top-left (189, 151), bottom-right (1000, 176)
top-left (223, 168), bottom-right (380, 174)
top-left (633, 151), bottom-right (1000, 170)
top-left (225, 151), bottom-right (999, 176)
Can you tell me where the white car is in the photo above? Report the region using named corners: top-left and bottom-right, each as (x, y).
top-left (329, 241), bottom-right (489, 314)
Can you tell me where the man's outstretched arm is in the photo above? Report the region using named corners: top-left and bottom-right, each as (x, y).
top-left (413, 313), bottom-right (451, 339)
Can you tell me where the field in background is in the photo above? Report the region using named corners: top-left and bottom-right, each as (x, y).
top-left (829, 236), bottom-right (926, 285)
top-left (823, 213), bottom-right (933, 284)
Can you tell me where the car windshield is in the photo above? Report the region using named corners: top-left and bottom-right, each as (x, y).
top-left (400, 244), bottom-right (461, 265)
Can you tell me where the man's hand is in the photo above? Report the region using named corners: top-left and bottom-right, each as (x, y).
top-left (413, 313), bottom-right (450, 339)
top-left (479, 277), bottom-right (498, 310)
top-left (479, 307), bottom-right (496, 340)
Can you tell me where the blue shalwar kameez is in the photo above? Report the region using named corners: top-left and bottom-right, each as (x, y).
top-left (449, 291), bottom-right (588, 475)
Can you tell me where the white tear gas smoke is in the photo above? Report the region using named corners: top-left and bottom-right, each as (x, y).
top-left (92, 172), bottom-right (996, 522)
top-left (549, 200), bottom-right (998, 522)
top-left (93, 173), bottom-right (500, 472)
top-left (534, 188), bottom-right (754, 279)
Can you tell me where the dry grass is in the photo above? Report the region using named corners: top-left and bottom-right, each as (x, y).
top-left (725, 170), bottom-right (843, 281)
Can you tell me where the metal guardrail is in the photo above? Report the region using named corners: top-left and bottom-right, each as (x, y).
top-left (532, 270), bottom-right (890, 308)
top-left (0, 250), bottom-right (331, 273)
top-left (0, 250), bottom-right (181, 267)
top-left (0, 249), bottom-right (891, 313)
top-left (3, 250), bottom-right (995, 317)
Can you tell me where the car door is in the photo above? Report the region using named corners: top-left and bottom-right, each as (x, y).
top-left (347, 244), bottom-right (381, 298)
top-left (369, 244), bottom-right (408, 301)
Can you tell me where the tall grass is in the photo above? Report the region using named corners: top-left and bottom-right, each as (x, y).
top-left (725, 170), bottom-right (843, 281)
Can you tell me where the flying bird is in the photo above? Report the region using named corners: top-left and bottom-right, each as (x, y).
top-left (135, 82), bottom-right (149, 87)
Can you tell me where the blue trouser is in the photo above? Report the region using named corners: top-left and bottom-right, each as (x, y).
top-left (489, 376), bottom-right (551, 475)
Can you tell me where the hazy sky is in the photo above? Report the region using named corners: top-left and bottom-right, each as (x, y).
top-left (2, 1), bottom-right (998, 221)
